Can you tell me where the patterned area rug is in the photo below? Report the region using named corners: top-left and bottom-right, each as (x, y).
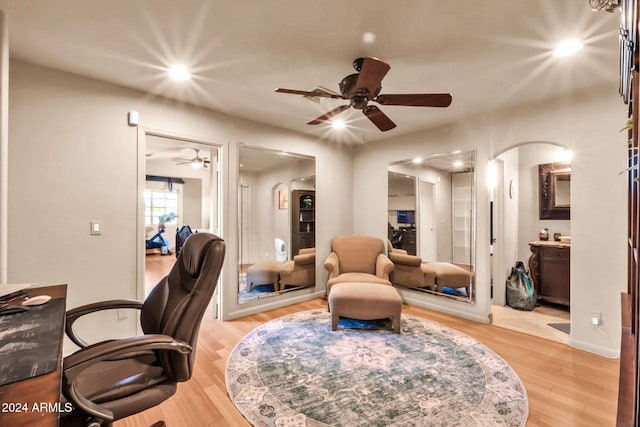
top-left (226, 310), bottom-right (528, 426)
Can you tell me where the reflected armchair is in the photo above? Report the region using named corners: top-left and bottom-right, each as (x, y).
top-left (324, 235), bottom-right (393, 293)
top-left (279, 248), bottom-right (315, 290)
top-left (61, 233), bottom-right (225, 427)
top-left (387, 240), bottom-right (436, 290)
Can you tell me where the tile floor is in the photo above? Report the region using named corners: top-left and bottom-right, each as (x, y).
top-left (491, 303), bottom-right (570, 344)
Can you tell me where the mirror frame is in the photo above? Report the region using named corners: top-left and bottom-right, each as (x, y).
top-left (538, 161), bottom-right (571, 220)
top-left (387, 149), bottom-right (476, 303)
top-left (237, 145), bottom-right (316, 304)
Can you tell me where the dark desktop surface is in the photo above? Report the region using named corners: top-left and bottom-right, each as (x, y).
top-left (0, 297), bottom-right (65, 386)
top-left (0, 284), bottom-right (67, 427)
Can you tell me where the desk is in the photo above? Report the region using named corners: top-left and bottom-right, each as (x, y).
top-left (0, 284), bottom-right (67, 427)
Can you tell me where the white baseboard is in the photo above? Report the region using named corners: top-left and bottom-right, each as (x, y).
top-left (568, 336), bottom-right (620, 359)
top-left (224, 290), bottom-right (326, 320)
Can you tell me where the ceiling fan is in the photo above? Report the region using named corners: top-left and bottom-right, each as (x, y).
top-left (275, 56), bottom-right (452, 132)
top-left (175, 148), bottom-right (210, 169)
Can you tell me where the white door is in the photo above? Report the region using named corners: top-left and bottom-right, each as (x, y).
top-left (419, 180), bottom-right (437, 261)
top-left (240, 184), bottom-right (252, 265)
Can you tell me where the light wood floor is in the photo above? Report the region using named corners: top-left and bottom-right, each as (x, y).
top-left (116, 297), bottom-right (619, 427)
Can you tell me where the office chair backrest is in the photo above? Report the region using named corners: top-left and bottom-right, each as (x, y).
top-left (140, 232), bottom-right (225, 382)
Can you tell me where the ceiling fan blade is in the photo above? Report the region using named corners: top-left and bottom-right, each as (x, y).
top-left (363, 105), bottom-right (396, 131)
top-left (375, 93), bottom-right (452, 107)
top-left (275, 88), bottom-right (343, 99)
top-left (355, 57), bottom-right (390, 96)
top-left (307, 105), bottom-right (350, 125)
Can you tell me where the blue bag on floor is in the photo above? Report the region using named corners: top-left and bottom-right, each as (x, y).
top-left (506, 261), bottom-right (537, 311)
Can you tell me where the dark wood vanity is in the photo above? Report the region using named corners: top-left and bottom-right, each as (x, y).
top-left (528, 240), bottom-right (570, 307)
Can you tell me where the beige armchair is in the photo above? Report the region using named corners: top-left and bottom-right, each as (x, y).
top-left (387, 240), bottom-right (469, 294)
top-left (388, 249), bottom-right (436, 290)
top-left (279, 248), bottom-right (315, 290)
top-left (324, 235), bottom-right (393, 292)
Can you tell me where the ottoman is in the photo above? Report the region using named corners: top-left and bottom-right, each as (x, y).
top-left (328, 282), bottom-right (402, 333)
top-left (246, 260), bottom-right (283, 291)
top-left (422, 262), bottom-right (473, 295)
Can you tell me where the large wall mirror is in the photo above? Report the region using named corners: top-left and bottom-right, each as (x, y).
top-left (539, 161), bottom-right (571, 220)
top-left (387, 149), bottom-right (476, 303)
top-left (238, 145), bottom-right (316, 304)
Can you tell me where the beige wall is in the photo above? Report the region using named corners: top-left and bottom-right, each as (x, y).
top-left (7, 60), bottom-right (353, 346)
top-left (352, 84), bottom-right (627, 357)
top-left (7, 59), bottom-right (628, 357)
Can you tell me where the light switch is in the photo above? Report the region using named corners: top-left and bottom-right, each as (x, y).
top-left (90, 221), bottom-right (102, 235)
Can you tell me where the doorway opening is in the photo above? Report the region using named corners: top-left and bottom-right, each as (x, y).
top-left (141, 132), bottom-right (221, 313)
top-left (489, 142), bottom-right (572, 343)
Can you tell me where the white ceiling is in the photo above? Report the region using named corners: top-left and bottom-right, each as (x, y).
top-left (0, 0), bottom-right (621, 143)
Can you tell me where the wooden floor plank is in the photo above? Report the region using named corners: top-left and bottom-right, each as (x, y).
top-left (115, 298), bottom-right (619, 427)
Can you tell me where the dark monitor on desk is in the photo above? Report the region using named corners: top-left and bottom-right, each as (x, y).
top-left (397, 210), bottom-right (415, 225)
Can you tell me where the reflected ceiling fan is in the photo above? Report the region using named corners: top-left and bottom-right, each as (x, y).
top-left (275, 56), bottom-right (452, 132)
top-left (175, 148), bottom-right (210, 169)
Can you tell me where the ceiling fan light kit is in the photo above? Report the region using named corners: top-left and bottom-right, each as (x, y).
top-left (275, 56), bottom-right (452, 132)
top-left (174, 148), bottom-right (210, 169)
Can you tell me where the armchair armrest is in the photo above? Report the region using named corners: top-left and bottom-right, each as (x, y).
top-left (298, 248), bottom-right (315, 255)
top-left (389, 252), bottom-right (422, 267)
top-left (66, 299), bottom-right (143, 348)
top-left (294, 252), bottom-right (315, 266)
top-left (375, 253), bottom-right (394, 280)
top-left (63, 334), bottom-right (191, 422)
top-left (324, 252), bottom-right (339, 279)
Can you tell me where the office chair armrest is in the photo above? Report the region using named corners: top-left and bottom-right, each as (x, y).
top-left (63, 334), bottom-right (192, 422)
top-left (66, 299), bottom-right (143, 348)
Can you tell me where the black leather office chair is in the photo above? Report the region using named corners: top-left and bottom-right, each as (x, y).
top-left (61, 233), bottom-right (225, 427)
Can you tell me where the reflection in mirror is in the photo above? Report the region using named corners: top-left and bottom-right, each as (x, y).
top-left (145, 135), bottom-right (220, 295)
top-left (538, 162), bottom-right (570, 219)
top-left (238, 146), bottom-right (316, 304)
top-left (387, 149), bottom-right (476, 302)
top-left (554, 174), bottom-right (570, 207)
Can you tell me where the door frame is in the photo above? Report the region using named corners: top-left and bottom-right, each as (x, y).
top-left (136, 126), bottom-right (224, 317)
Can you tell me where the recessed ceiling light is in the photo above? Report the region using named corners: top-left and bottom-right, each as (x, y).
top-left (412, 157), bottom-right (423, 164)
top-left (453, 160), bottom-right (463, 168)
top-left (168, 64), bottom-right (191, 80)
top-left (331, 119), bottom-right (346, 129)
top-left (362, 32), bottom-right (376, 44)
top-left (553, 39), bottom-right (583, 57)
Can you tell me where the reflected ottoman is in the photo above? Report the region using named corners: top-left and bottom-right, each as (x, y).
top-left (246, 260), bottom-right (283, 291)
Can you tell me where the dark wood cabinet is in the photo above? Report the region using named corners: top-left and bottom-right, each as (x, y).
top-left (291, 190), bottom-right (315, 257)
top-left (401, 229), bottom-right (416, 255)
top-left (528, 241), bottom-right (570, 307)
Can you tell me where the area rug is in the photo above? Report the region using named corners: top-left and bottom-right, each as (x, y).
top-left (226, 310), bottom-right (528, 426)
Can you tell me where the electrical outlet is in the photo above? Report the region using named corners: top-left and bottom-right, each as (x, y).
top-left (591, 312), bottom-right (601, 326)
